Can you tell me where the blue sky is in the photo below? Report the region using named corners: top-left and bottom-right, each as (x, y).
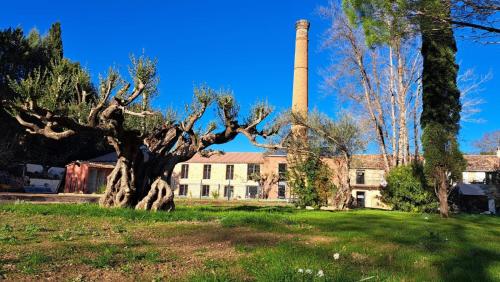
top-left (2, 0), bottom-right (498, 153)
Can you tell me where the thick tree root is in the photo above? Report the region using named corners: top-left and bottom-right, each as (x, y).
top-left (100, 158), bottom-right (137, 208)
top-left (135, 177), bottom-right (175, 211)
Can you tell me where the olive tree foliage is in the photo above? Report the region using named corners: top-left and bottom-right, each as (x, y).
top-left (0, 23), bottom-right (108, 168)
top-left (5, 55), bottom-right (280, 211)
top-left (292, 111), bottom-right (366, 210)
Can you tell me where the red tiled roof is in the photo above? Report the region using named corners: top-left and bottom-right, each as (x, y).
top-left (185, 152), bottom-right (264, 164)
top-left (350, 155), bottom-right (387, 170)
top-left (463, 155), bottom-right (500, 172)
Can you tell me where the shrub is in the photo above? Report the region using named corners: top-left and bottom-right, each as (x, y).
top-left (381, 163), bottom-right (437, 212)
top-left (211, 190), bottom-right (220, 199)
top-left (288, 153), bottom-right (334, 209)
top-left (96, 184), bottom-right (106, 194)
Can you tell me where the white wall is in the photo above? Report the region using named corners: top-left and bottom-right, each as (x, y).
top-left (462, 171), bottom-right (486, 184)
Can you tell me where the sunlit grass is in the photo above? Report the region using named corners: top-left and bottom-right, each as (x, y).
top-left (0, 202), bottom-right (498, 281)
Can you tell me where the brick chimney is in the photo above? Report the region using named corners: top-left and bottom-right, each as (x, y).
top-left (291, 19), bottom-right (310, 140)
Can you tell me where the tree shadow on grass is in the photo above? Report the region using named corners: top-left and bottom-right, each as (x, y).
top-left (436, 222), bottom-right (499, 282)
top-left (293, 212), bottom-right (499, 281)
top-left (196, 205), bottom-right (296, 213)
top-left (222, 205), bottom-right (296, 213)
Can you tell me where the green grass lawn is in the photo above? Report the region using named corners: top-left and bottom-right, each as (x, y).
top-left (0, 203), bottom-right (499, 281)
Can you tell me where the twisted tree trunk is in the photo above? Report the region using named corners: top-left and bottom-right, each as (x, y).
top-left (136, 176), bottom-right (175, 211)
top-left (99, 135), bottom-right (145, 208)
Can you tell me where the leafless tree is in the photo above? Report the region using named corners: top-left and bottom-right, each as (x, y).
top-left (473, 130), bottom-right (500, 153)
top-left (319, 3), bottom-right (423, 170)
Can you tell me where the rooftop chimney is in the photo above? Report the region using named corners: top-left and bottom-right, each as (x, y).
top-left (291, 19), bottom-right (310, 140)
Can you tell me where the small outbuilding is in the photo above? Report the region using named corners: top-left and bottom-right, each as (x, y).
top-left (456, 183), bottom-right (498, 214)
top-left (64, 153), bottom-right (115, 194)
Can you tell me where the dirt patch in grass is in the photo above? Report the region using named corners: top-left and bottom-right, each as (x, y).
top-left (301, 235), bottom-right (338, 245)
top-left (0, 220), bottom-right (296, 281)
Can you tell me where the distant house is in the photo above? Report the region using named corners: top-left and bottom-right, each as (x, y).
top-left (64, 153), bottom-right (115, 194)
top-left (457, 152), bottom-right (500, 214)
top-left (63, 150), bottom-right (500, 213)
top-left (461, 154), bottom-right (500, 185)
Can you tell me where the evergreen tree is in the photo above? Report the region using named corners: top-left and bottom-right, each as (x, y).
top-left (0, 23), bottom-right (106, 169)
top-left (45, 22), bottom-right (63, 62)
top-left (419, 0), bottom-right (465, 217)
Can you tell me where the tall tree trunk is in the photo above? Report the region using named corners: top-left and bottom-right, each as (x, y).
top-left (395, 41), bottom-right (409, 165)
top-left (354, 54), bottom-right (391, 172)
top-left (332, 154), bottom-right (352, 210)
top-left (437, 168), bottom-right (450, 218)
top-left (413, 85), bottom-right (421, 160)
top-left (389, 45), bottom-right (399, 167)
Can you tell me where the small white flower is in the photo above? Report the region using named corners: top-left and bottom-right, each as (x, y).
top-left (424, 216), bottom-right (429, 220)
top-left (317, 270), bottom-right (324, 277)
top-left (333, 253), bottom-right (340, 260)
top-left (305, 269), bottom-right (312, 274)
top-left (298, 268), bottom-right (304, 273)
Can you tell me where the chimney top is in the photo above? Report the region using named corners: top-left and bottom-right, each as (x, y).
top-left (296, 19), bottom-right (310, 30)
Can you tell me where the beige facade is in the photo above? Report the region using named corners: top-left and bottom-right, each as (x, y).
top-left (170, 152), bottom-right (390, 209)
top-left (171, 153), bottom-right (266, 200)
top-left (172, 162), bottom-right (261, 199)
top-left (349, 168), bottom-right (388, 209)
top-left (168, 152), bottom-right (499, 210)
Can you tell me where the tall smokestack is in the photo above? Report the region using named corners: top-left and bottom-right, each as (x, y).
top-left (291, 19), bottom-right (309, 140)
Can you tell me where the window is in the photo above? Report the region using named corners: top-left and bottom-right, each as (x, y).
top-left (278, 163), bottom-right (287, 180)
top-left (203, 164), bottom-right (211, 179)
top-left (224, 185), bottom-right (234, 198)
top-left (226, 165), bottom-right (234, 180)
top-left (356, 170), bottom-right (365, 184)
top-left (356, 191), bottom-right (366, 208)
top-left (180, 164), bottom-right (189, 179)
top-left (246, 186), bottom-right (258, 198)
top-left (247, 164), bottom-right (260, 180)
top-left (179, 184), bottom-right (188, 196)
top-left (278, 185), bottom-right (286, 199)
top-left (201, 185), bottom-right (210, 197)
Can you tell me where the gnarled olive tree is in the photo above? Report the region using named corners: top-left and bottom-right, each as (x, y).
top-left (4, 56), bottom-right (279, 211)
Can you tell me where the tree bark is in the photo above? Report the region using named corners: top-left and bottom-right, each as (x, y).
top-left (437, 168), bottom-right (450, 218)
top-left (100, 156), bottom-right (140, 208)
top-left (332, 154), bottom-right (352, 210)
top-left (136, 176), bottom-right (175, 211)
